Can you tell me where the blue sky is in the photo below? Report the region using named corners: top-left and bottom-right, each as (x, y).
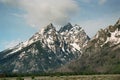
top-left (0, 0), bottom-right (120, 51)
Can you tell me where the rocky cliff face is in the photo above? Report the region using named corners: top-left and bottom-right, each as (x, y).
top-left (58, 19), bottom-right (120, 74)
top-left (0, 23), bottom-right (89, 73)
top-left (84, 19), bottom-right (120, 55)
top-left (2, 19), bottom-right (119, 74)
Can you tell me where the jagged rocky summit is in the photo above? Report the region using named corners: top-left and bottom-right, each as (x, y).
top-left (1, 19), bottom-right (120, 74)
top-left (57, 19), bottom-right (120, 74)
top-left (0, 23), bottom-right (89, 73)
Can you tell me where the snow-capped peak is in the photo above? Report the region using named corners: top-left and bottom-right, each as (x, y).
top-left (40, 23), bottom-right (56, 34)
top-left (70, 24), bottom-right (82, 31)
top-left (90, 19), bottom-right (120, 48)
top-left (59, 23), bottom-right (73, 33)
top-left (0, 22), bottom-right (90, 73)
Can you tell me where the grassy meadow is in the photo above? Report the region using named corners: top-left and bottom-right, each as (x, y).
top-left (0, 74), bottom-right (120, 80)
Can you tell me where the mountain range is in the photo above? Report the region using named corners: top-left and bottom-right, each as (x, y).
top-left (0, 19), bottom-right (120, 74)
top-left (0, 23), bottom-right (89, 73)
top-left (56, 19), bottom-right (120, 74)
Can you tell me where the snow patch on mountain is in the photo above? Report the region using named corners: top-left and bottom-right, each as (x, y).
top-left (0, 22), bottom-right (90, 73)
top-left (70, 43), bottom-right (81, 51)
top-left (104, 28), bottom-right (120, 46)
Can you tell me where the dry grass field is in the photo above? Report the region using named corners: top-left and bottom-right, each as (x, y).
top-left (0, 74), bottom-right (120, 80)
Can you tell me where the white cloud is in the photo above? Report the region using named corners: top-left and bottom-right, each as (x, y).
top-left (0, 0), bottom-right (79, 28)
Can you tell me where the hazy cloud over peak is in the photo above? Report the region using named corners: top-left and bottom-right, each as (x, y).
top-left (0, 0), bottom-right (79, 28)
